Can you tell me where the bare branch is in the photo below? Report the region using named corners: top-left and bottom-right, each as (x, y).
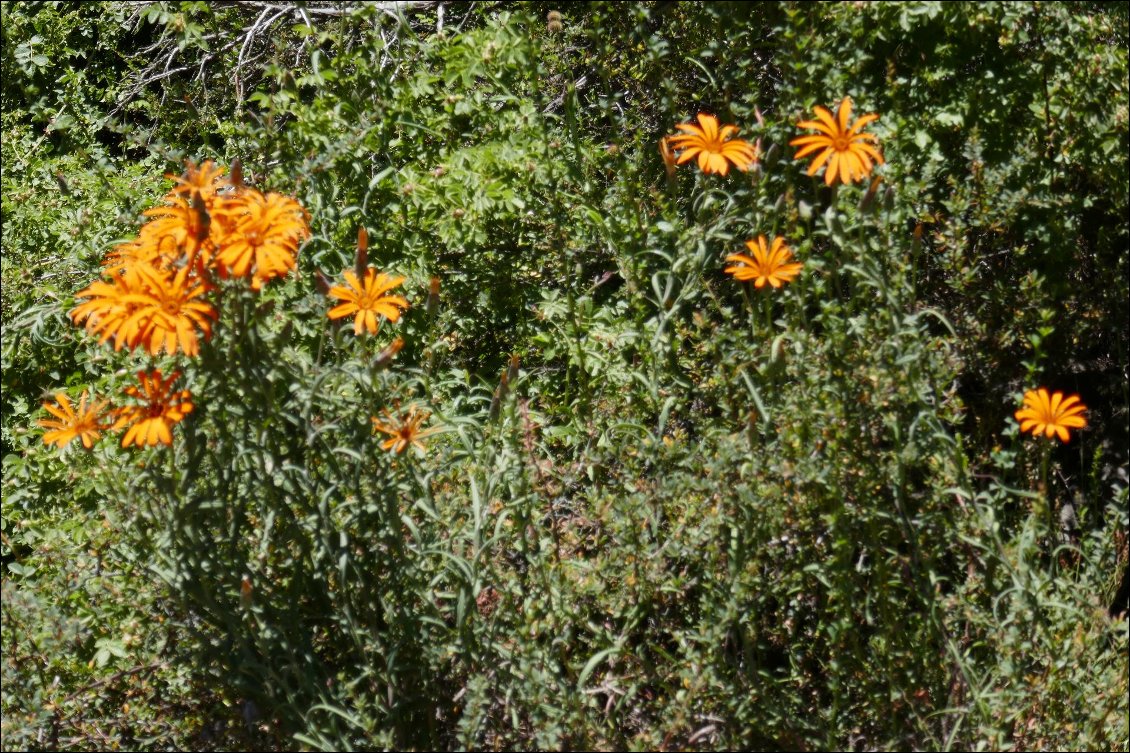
top-left (109, 0), bottom-right (443, 119)
top-left (235, 1), bottom-right (438, 16)
top-left (236, 6), bottom-right (281, 104)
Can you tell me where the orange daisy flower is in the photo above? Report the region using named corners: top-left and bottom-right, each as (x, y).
top-left (1015, 388), bottom-right (1087, 443)
top-left (127, 264), bottom-right (217, 357)
top-left (790, 96), bottom-right (884, 186)
top-left (371, 404), bottom-right (436, 455)
top-left (725, 236), bottom-right (803, 288)
top-left (112, 370), bottom-right (194, 448)
top-left (39, 390), bottom-right (107, 449)
top-left (165, 159), bottom-right (227, 204)
top-left (327, 269), bottom-right (409, 335)
top-left (139, 192), bottom-right (217, 269)
top-left (666, 114), bottom-right (758, 176)
top-left (211, 189), bottom-right (309, 290)
top-left (71, 263), bottom-right (215, 357)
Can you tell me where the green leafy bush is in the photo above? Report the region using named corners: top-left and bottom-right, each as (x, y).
top-left (3, 2), bottom-right (1126, 750)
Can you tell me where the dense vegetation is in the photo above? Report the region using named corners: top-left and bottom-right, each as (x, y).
top-left (2, 2), bottom-right (1127, 750)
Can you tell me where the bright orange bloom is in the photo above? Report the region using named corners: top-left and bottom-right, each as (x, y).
top-left (71, 263), bottom-right (215, 357)
top-left (39, 390), bottom-right (107, 449)
top-left (138, 192), bottom-right (216, 268)
top-left (1015, 388), bottom-right (1087, 443)
top-left (126, 264), bottom-right (216, 356)
top-left (112, 370), bottom-right (194, 448)
top-left (327, 269), bottom-right (409, 335)
top-left (165, 159), bottom-right (227, 204)
top-left (371, 404), bottom-right (435, 455)
top-left (211, 190), bottom-right (309, 290)
top-left (666, 114), bottom-right (758, 176)
top-left (725, 236), bottom-right (803, 288)
top-left (790, 97), bottom-right (884, 186)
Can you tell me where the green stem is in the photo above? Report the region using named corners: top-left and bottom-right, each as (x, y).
top-left (1039, 441), bottom-right (1053, 538)
top-left (763, 289), bottom-right (773, 336)
top-left (742, 283), bottom-right (756, 340)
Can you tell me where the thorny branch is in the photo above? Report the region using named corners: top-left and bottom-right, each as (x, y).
top-left (110, 1), bottom-right (441, 120)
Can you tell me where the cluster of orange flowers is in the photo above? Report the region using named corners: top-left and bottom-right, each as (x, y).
top-left (41, 161), bottom-right (310, 449)
top-left (41, 160), bottom-right (439, 455)
top-left (662, 98), bottom-right (1088, 443)
top-left (661, 97), bottom-right (883, 184)
top-left (39, 107), bottom-right (1089, 456)
top-left (660, 97), bottom-right (886, 293)
top-left (40, 370), bottom-right (194, 451)
top-left (73, 160), bottom-right (309, 356)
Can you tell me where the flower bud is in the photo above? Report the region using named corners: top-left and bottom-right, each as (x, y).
top-left (355, 226), bottom-right (369, 280)
top-left (426, 275), bottom-right (440, 317)
top-left (373, 337), bottom-right (404, 371)
top-left (240, 575), bottom-right (253, 608)
top-left (857, 176), bottom-right (882, 213)
top-left (659, 136), bottom-right (677, 179)
top-left (190, 190), bottom-right (210, 242)
top-left (230, 157), bottom-right (244, 189)
top-left (763, 143), bottom-right (780, 166)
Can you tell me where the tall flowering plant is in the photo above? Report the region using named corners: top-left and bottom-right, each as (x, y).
top-left (35, 159), bottom-right (440, 736)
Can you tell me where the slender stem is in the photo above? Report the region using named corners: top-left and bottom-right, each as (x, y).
top-left (1039, 441), bottom-right (1053, 537)
top-left (763, 289), bottom-right (773, 336)
top-left (742, 283), bottom-right (756, 339)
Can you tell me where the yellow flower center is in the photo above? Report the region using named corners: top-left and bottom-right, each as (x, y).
top-left (359, 289), bottom-right (385, 309)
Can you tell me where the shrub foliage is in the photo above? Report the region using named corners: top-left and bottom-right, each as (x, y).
top-left (3, 2), bottom-right (1127, 750)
